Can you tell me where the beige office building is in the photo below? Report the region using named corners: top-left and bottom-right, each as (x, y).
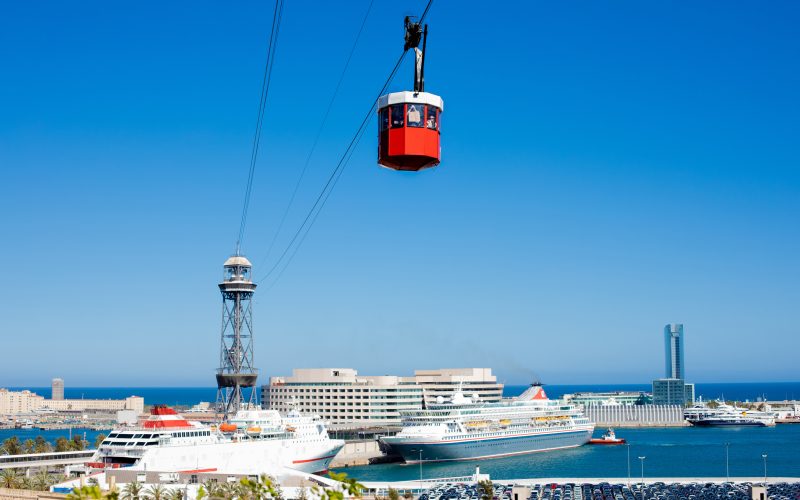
top-left (51, 378), bottom-right (65, 400)
top-left (262, 368), bottom-right (503, 430)
top-left (413, 368), bottom-right (503, 405)
top-left (0, 388), bottom-right (144, 415)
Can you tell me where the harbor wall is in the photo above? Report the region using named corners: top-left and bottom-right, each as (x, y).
top-left (330, 439), bottom-right (386, 467)
top-left (584, 405), bottom-right (686, 427)
top-left (0, 488), bottom-right (66, 499)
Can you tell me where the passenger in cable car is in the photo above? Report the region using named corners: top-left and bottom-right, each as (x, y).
top-left (407, 104), bottom-right (422, 127)
top-left (426, 109), bottom-right (437, 129)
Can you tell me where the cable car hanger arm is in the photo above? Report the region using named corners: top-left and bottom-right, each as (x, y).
top-left (404, 16), bottom-right (427, 93)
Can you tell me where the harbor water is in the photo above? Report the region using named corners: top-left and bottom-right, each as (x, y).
top-left (335, 425), bottom-right (800, 481)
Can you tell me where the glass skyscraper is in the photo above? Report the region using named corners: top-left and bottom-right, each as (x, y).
top-left (664, 323), bottom-right (684, 379)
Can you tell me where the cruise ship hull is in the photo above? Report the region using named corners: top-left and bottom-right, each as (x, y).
top-left (96, 439), bottom-right (344, 475)
top-left (689, 420), bottom-right (769, 427)
top-left (382, 429), bottom-right (593, 463)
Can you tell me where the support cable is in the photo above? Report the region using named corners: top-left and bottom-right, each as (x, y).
top-left (257, 0), bottom-right (375, 268)
top-left (257, 0), bottom-right (435, 284)
top-left (236, 0), bottom-right (285, 255)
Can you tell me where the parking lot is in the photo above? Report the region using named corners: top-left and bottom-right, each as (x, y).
top-left (418, 481), bottom-right (800, 500)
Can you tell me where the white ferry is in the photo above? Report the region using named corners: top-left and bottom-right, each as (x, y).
top-left (684, 401), bottom-right (776, 427)
top-left (380, 383), bottom-right (594, 463)
top-left (89, 405), bottom-right (344, 474)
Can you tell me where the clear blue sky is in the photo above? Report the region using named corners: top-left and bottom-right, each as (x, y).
top-left (1, 1), bottom-right (798, 387)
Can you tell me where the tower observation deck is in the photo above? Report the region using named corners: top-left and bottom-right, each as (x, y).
top-left (216, 255), bottom-right (258, 419)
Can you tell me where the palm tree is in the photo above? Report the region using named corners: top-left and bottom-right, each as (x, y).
top-left (34, 436), bottom-right (52, 454)
top-left (0, 468), bottom-right (21, 489)
top-left (32, 469), bottom-right (55, 491)
top-left (144, 484), bottom-right (167, 500)
top-left (94, 434), bottom-right (108, 449)
top-left (201, 480), bottom-right (224, 499)
top-left (166, 488), bottom-right (185, 500)
top-left (121, 480), bottom-right (144, 500)
top-left (2, 436), bottom-right (22, 455)
top-left (23, 438), bottom-right (36, 454)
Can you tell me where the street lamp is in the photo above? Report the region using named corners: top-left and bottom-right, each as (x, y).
top-left (626, 444), bottom-right (631, 487)
top-left (411, 449), bottom-right (423, 495)
top-left (725, 443), bottom-right (730, 482)
top-left (762, 453), bottom-right (768, 496)
top-left (638, 456), bottom-right (646, 498)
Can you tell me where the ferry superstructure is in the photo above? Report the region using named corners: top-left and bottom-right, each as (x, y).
top-left (380, 384), bottom-right (594, 463)
top-left (89, 405), bottom-right (344, 474)
top-left (684, 401), bottom-right (776, 427)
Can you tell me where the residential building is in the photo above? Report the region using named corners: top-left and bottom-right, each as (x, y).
top-left (0, 389), bottom-right (45, 414)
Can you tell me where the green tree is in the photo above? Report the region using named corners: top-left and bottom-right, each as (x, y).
top-left (200, 479), bottom-right (224, 499)
top-left (166, 488), bottom-right (185, 500)
top-left (144, 484), bottom-right (168, 500)
top-left (70, 434), bottom-right (87, 451)
top-left (298, 487), bottom-right (309, 500)
top-left (34, 436), bottom-right (52, 453)
top-left (478, 480), bottom-right (494, 500)
top-left (94, 434), bottom-right (107, 449)
top-left (55, 436), bottom-right (71, 452)
top-left (388, 487), bottom-right (400, 500)
top-left (2, 436), bottom-right (22, 455)
top-left (121, 480), bottom-right (144, 500)
top-left (707, 400), bottom-right (720, 409)
top-left (31, 469), bottom-right (57, 491)
top-left (23, 438), bottom-right (36, 454)
top-left (68, 485), bottom-right (107, 499)
top-left (0, 468), bottom-right (21, 488)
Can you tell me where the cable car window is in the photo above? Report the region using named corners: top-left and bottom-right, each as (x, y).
top-left (407, 104), bottom-right (423, 127)
top-left (379, 108), bottom-right (389, 131)
top-left (390, 105), bottom-right (404, 128)
top-left (426, 107), bottom-right (438, 130)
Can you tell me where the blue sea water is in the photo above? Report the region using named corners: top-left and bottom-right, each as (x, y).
top-left (335, 425), bottom-right (800, 481)
top-left (9, 382), bottom-right (800, 406)
top-left (0, 427), bottom-right (108, 448)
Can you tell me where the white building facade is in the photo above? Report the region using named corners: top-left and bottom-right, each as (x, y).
top-left (262, 368), bottom-right (504, 430)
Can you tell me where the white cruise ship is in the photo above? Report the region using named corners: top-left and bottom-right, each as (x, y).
top-left (89, 405), bottom-right (344, 474)
top-left (380, 384), bottom-right (594, 463)
top-left (684, 401), bottom-right (776, 427)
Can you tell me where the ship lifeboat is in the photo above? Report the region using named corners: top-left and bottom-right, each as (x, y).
top-left (246, 426), bottom-right (262, 435)
top-left (499, 419), bottom-right (512, 427)
top-left (285, 426), bottom-right (296, 432)
top-left (219, 423), bottom-right (237, 433)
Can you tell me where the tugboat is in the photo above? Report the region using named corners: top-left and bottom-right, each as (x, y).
top-left (588, 428), bottom-right (626, 445)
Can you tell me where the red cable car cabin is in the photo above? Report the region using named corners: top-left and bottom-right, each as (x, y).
top-left (377, 91), bottom-right (443, 171)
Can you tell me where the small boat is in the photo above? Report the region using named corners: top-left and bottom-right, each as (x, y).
top-left (246, 426), bottom-right (262, 435)
top-left (588, 428), bottom-right (626, 445)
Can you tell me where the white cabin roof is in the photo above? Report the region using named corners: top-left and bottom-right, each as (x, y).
top-left (377, 91), bottom-right (443, 112)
